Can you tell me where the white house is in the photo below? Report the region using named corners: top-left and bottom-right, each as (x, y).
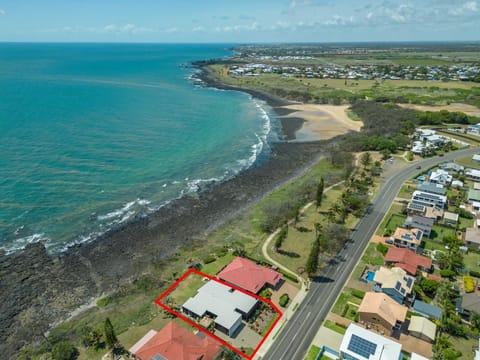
top-left (466, 168), bottom-right (480, 180)
top-left (429, 169), bottom-right (452, 185)
top-left (411, 190), bottom-right (447, 208)
top-left (340, 323), bottom-right (403, 360)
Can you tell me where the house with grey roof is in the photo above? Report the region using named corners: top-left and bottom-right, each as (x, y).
top-left (182, 280), bottom-right (258, 337)
top-left (405, 215), bottom-right (434, 237)
top-left (439, 162), bottom-right (464, 173)
top-left (417, 182), bottom-right (446, 196)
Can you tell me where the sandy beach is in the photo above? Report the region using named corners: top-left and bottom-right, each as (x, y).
top-left (398, 103), bottom-right (480, 118)
top-left (279, 104), bottom-right (363, 141)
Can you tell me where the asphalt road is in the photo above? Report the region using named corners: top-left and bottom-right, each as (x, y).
top-left (263, 147), bottom-right (479, 360)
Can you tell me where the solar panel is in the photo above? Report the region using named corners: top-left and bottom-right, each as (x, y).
top-left (347, 334), bottom-right (377, 358)
top-left (408, 203), bottom-right (425, 211)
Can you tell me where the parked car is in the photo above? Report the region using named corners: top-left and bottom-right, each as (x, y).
top-left (416, 165), bottom-right (421, 169)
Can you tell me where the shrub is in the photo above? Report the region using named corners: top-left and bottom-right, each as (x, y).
top-left (279, 294), bottom-right (290, 307)
top-left (259, 288), bottom-right (272, 300)
top-left (440, 269), bottom-right (456, 278)
top-left (203, 256), bottom-right (216, 264)
top-left (96, 297), bottom-right (110, 308)
top-left (341, 304), bottom-right (349, 317)
top-left (465, 276), bottom-right (475, 293)
top-left (351, 289), bottom-right (366, 299)
top-left (470, 270), bottom-right (480, 278)
top-left (376, 242), bottom-right (389, 256)
top-left (51, 342), bottom-right (79, 360)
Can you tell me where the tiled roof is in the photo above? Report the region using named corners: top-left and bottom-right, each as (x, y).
top-left (384, 247), bottom-right (432, 274)
top-left (218, 257), bottom-right (281, 294)
top-left (359, 292), bottom-right (407, 327)
top-left (129, 321), bottom-right (221, 360)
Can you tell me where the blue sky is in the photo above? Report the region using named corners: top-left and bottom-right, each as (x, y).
top-left (0, 0), bottom-right (479, 42)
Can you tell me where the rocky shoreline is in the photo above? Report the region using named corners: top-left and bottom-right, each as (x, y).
top-left (0, 62), bottom-right (326, 358)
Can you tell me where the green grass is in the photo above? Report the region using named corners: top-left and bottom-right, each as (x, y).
top-left (449, 335), bottom-right (476, 360)
top-left (430, 224), bottom-right (457, 242)
top-left (376, 204), bottom-right (406, 236)
top-left (200, 252), bottom-right (235, 275)
top-left (332, 288), bottom-right (363, 318)
top-left (464, 250), bottom-right (480, 273)
top-left (305, 345), bottom-right (321, 360)
top-left (455, 155), bottom-right (480, 170)
top-left (361, 242), bottom-right (386, 266)
top-left (422, 239), bottom-right (446, 251)
top-left (323, 320), bottom-right (347, 335)
top-left (397, 184), bottom-right (415, 199)
top-left (167, 273), bottom-right (205, 306)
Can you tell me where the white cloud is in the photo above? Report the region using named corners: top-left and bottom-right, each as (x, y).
top-left (102, 24), bottom-right (154, 34)
top-left (0, 9), bottom-right (5, 15)
top-left (323, 15), bottom-right (355, 26)
top-left (449, 1), bottom-right (478, 15)
top-left (214, 22), bottom-right (259, 32)
top-left (192, 26), bottom-right (206, 32)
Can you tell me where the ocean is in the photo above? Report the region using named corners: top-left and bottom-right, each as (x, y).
top-left (0, 43), bottom-right (279, 254)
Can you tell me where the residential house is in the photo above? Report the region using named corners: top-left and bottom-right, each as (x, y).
top-left (339, 323), bottom-right (403, 360)
top-left (391, 227), bottom-right (423, 252)
top-left (417, 182), bottom-right (446, 196)
top-left (475, 182), bottom-right (480, 190)
top-left (408, 316), bottom-right (437, 343)
top-left (429, 169), bottom-right (452, 186)
top-left (372, 267), bottom-right (415, 304)
top-left (443, 211), bottom-right (459, 227)
top-left (439, 162), bottom-right (464, 173)
top-left (217, 257), bottom-right (281, 294)
top-left (469, 189), bottom-right (480, 203)
top-left (466, 168), bottom-right (480, 181)
top-left (404, 215), bottom-right (434, 237)
top-left (456, 293), bottom-right (480, 319)
top-left (358, 292), bottom-right (408, 333)
top-left (451, 180), bottom-right (464, 188)
top-left (413, 300), bottom-right (443, 321)
top-left (406, 202), bottom-right (443, 222)
top-left (129, 321), bottom-right (221, 360)
top-left (465, 228), bottom-right (480, 250)
top-left (182, 280), bottom-right (257, 337)
top-left (411, 190), bottom-right (447, 208)
top-left (473, 154), bottom-right (480, 162)
top-left (384, 247), bottom-right (433, 275)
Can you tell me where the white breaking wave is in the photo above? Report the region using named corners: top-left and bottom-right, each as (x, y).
top-left (6, 233), bottom-right (50, 254)
top-left (96, 198), bottom-right (150, 221)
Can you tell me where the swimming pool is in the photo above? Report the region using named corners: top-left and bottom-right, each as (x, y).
top-left (366, 271), bottom-right (375, 282)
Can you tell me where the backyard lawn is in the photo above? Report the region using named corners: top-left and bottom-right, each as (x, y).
top-left (464, 250), bottom-right (480, 273)
top-left (360, 242), bottom-right (386, 266)
top-left (323, 320), bottom-right (347, 335)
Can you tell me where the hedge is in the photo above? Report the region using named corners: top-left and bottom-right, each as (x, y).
top-left (203, 256), bottom-right (217, 264)
top-left (470, 270), bottom-right (480, 278)
top-left (351, 289), bottom-right (366, 299)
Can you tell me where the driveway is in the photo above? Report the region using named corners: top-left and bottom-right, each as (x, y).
top-left (215, 322), bottom-right (263, 351)
top-left (271, 281), bottom-right (299, 309)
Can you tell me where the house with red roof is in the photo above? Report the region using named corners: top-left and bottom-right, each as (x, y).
top-left (217, 257), bottom-right (281, 294)
top-left (129, 321), bottom-right (221, 360)
top-left (384, 247), bottom-right (432, 276)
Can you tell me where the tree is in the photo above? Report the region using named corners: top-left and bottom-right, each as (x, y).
top-left (419, 278), bottom-right (440, 297)
top-left (316, 178), bottom-right (324, 208)
top-left (104, 317), bottom-right (118, 350)
top-left (360, 152), bottom-right (372, 168)
top-left (471, 311), bottom-right (480, 332)
top-left (274, 224), bottom-right (288, 251)
top-left (51, 342), bottom-right (79, 360)
top-left (306, 239), bottom-right (320, 275)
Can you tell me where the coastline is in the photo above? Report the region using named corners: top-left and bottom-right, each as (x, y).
top-left (0, 62), bottom-right (328, 356)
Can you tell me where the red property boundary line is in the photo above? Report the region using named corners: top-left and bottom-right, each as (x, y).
top-left (155, 268), bottom-right (283, 360)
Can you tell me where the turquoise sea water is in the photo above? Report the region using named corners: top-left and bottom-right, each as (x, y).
top-left (0, 43), bottom-right (279, 253)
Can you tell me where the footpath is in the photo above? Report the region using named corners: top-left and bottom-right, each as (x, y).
top-left (254, 182), bottom-right (344, 359)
